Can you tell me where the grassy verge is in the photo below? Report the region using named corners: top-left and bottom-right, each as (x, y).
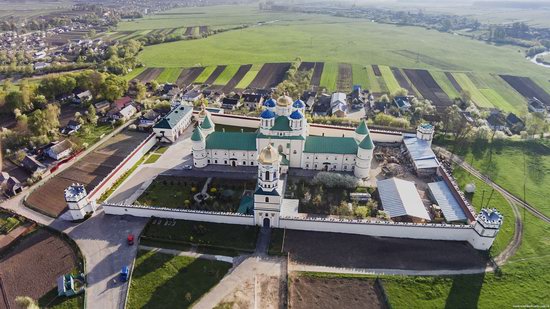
top-left (127, 250), bottom-right (231, 309)
top-left (143, 153), bottom-right (161, 164)
top-left (268, 228), bottom-right (285, 256)
top-left (98, 155), bottom-right (147, 203)
top-left (74, 123), bottom-right (114, 147)
top-left (38, 288), bottom-right (84, 309)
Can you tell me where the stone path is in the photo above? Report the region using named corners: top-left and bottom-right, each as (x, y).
top-left (138, 245), bottom-right (234, 263)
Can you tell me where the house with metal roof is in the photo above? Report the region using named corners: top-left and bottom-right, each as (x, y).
top-left (377, 177), bottom-right (431, 223)
top-left (403, 124), bottom-right (438, 176)
top-left (153, 106), bottom-right (193, 143)
top-left (191, 94), bottom-right (375, 178)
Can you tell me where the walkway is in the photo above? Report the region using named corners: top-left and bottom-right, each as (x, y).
top-left (139, 245), bottom-right (234, 263)
top-left (289, 264), bottom-right (488, 276)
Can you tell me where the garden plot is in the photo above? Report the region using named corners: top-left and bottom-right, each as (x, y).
top-left (451, 73), bottom-right (493, 108)
top-left (336, 63), bottom-right (353, 92)
top-left (27, 130), bottom-right (148, 217)
top-left (391, 67), bottom-right (416, 95)
top-left (235, 64), bottom-right (261, 90)
top-left (135, 68), bottom-right (164, 83)
top-left (221, 64), bottom-right (252, 93)
top-left (184, 26), bottom-right (195, 36)
top-left (371, 65), bottom-right (382, 77)
top-left (378, 65), bottom-right (401, 94)
top-left (283, 230), bottom-right (487, 270)
top-left (212, 65), bottom-right (239, 85)
top-left (310, 62), bottom-right (324, 87)
top-left (203, 65), bottom-right (227, 85)
top-left (155, 67), bottom-right (183, 84)
top-left (445, 72), bottom-right (462, 92)
top-left (430, 71), bottom-right (460, 100)
top-left (290, 274), bottom-right (386, 309)
top-left (0, 230), bottom-right (80, 309)
top-left (199, 26), bottom-right (209, 35)
top-left (404, 69), bottom-right (453, 109)
top-left (500, 75), bottom-right (550, 106)
top-left (319, 62), bottom-right (338, 91)
top-left (176, 67), bottom-right (205, 88)
top-left (248, 63), bottom-right (291, 90)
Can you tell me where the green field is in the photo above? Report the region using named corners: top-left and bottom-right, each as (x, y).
top-left (154, 67), bottom-right (182, 84)
top-left (431, 71), bottom-right (460, 100)
top-left (135, 6), bottom-right (549, 83)
top-left (213, 64), bottom-right (240, 85)
top-left (193, 66), bottom-right (216, 84)
top-left (452, 73), bottom-right (494, 108)
top-left (319, 62), bottom-right (338, 91)
top-left (235, 64), bottom-right (261, 89)
top-left (378, 65), bottom-right (401, 94)
top-left (127, 250), bottom-right (231, 309)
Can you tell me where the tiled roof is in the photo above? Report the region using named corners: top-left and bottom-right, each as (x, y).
top-left (206, 132), bottom-right (257, 151)
top-left (271, 116), bottom-right (292, 131)
top-left (304, 136), bottom-right (358, 154)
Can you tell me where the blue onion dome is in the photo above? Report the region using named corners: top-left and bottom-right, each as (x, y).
top-left (264, 98), bottom-right (276, 107)
top-left (289, 110), bottom-right (304, 120)
top-left (292, 99), bottom-right (305, 108)
top-left (260, 109), bottom-right (276, 119)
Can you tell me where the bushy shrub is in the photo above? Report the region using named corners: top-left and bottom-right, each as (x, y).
top-left (312, 172), bottom-right (358, 190)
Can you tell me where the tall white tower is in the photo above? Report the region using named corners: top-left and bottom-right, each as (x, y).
top-left (200, 114), bottom-right (215, 136)
top-left (191, 126), bottom-right (208, 168)
top-left (253, 144), bottom-right (283, 228)
top-left (355, 134), bottom-right (374, 179)
top-left (65, 183), bottom-right (96, 220)
top-left (354, 119), bottom-right (369, 143)
top-left (470, 208), bottom-right (503, 250)
top-left (417, 123), bottom-right (435, 146)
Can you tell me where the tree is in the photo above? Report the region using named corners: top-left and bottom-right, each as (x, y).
top-left (75, 112), bottom-right (85, 125)
top-left (100, 75), bottom-right (128, 101)
top-left (391, 88), bottom-right (408, 99)
top-left (87, 104), bottom-right (98, 125)
top-left (15, 296), bottom-right (39, 309)
top-left (28, 104), bottom-right (60, 136)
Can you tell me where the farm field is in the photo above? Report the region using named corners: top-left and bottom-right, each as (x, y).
top-left (319, 62), bottom-right (338, 91)
top-left (235, 64), bottom-right (261, 89)
top-left (203, 65), bottom-right (226, 85)
top-left (248, 62), bottom-right (290, 89)
top-left (391, 67), bottom-right (418, 96)
top-left (154, 67), bottom-right (182, 84)
top-left (452, 73), bottom-right (494, 108)
top-left (192, 66), bottom-right (215, 84)
top-left (430, 71), bottom-right (461, 100)
top-left (127, 250), bottom-right (231, 309)
top-left (336, 63), bottom-right (353, 92)
top-left (220, 64), bottom-right (252, 92)
top-left (404, 69), bottom-right (453, 108)
top-left (123, 67), bottom-right (146, 81)
top-left (136, 8), bottom-right (549, 84)
top-left (134, 68), bottom-right (163, 83)
top-left (212, 64), bottom-right (240, 85)
top-left (378, 65), bottom-right (401, 94)
top-left (500, 75), bottom-right (550, 106)
top-left (176, 67), bottom-right (205, 88)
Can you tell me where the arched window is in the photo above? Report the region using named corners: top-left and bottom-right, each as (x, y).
top-left (265, 171), bottom-right (270, 181)
top-left (265, 197), bottom-right (269, 202)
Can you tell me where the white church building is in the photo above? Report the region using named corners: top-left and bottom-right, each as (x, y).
top-left (191, 95), bottom-right (375, 178)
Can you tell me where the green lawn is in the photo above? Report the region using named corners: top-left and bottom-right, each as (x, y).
top-left (136, 176), bottom-right (205, 208)
top-left (378, 65), bottom-right (401, 94)
top-left (142, 219), bottom-right (259, 253)
top-left (193, 66), bottom-right (216, 83)
top-left (212, 64), bottom-right (240, 85)
top-left (75, 124), bottom-right (114, 147)
top-left (451, 73), bottom-right (494, 108)
top-left (144, 154), bottom-right (161, 164)
top-left (123, 67), bottom-right (146, 81)
top-left (431, 71), bottom-right (460, 99)
top-left (319, 62), bottom-right (338, 91)
top-left (155, 67), bottom-right (182, 84)
top-left (235, 64), bottom-right (261, 89)
top-left (127, 250), bottom-right (231, 309)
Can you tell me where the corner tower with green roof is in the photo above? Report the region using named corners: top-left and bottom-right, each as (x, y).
top-left (354, 124), bottom-right (375, 179)
top-left (191, 126), bottom-right (208, 168)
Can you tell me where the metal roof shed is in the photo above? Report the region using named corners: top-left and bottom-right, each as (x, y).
top-left (427, 181), bottom-right (467, 223)
top-left (377, 177), bottom-right (430, 221)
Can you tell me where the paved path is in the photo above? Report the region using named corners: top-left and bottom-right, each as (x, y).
top-left (288, 264), bottom-right (489, 276)
top-left (192, 256), bottom-right (285, 309)
top-left (139, 245), bottom-right (234, 263)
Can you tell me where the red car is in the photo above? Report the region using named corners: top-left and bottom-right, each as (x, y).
top-left (127, 234), bottom-right (134, 245)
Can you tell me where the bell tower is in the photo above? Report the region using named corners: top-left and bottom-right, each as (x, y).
top-left (253, 144), bottom-right (283, 228)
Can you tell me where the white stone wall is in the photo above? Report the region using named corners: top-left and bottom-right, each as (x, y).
top-left (87, 133), bottom-right (157, 201)
top-left (301, 153), bottom-right (357, 172)
top-left (278, 217), bottom-right (495, 250)
top-left (103, 203), bottom-right (255, 225)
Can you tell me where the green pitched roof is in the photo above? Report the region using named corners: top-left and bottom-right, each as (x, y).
top-left (205, 132), bottom-right (257, 151)
top-left (201, 115), bottom-right (213, 129)
top-left (153, 106), bottom-right (192, 130)
top-left (257, 133), bottom-right (305, 140)
top-left (304, 136), bottom-right (358, 154)
top-left (359, 134), bottom-right (374, 150)
top-left (191, 127), bottom-right (203, 141)
top-left (355, 120), bottom-right (369, 135)
top-left (271, 116), bottom-right (292, 131)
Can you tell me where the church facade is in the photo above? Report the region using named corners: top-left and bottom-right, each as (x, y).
top-left (191, 95), bottom-right (375, 178)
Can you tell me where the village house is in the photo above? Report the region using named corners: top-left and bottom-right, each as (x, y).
top-left (301, 91), bottom-right (316, 111)
top-left (116, 105), bottom-right (138, 121)
top-left (221, 97), bottom-right (241, 110)
top-left (61, 120), bottom-right (81, 135)
top-left (45, 140), bottom-right (73, 161)
top-left (350, 85), bottom-right (366, 109)
top-left (75, 90), bottom-right (93, 104)
top-left (5, 177), bottom-right (22, 196)
top-left (505, 113), bottom-right (525, 134)
top-left (528, 98), bottom-right (546, 113)
top-left (138, 110), bottom-right (161, 131)
top-left (181, 90), bottom-right (203, 103)
top-left (94, 101), bottom-right (111, 115)
top-left (393, 96), bottom-right (411, 112)
top-left (113, 96), bottom-right (133, 110)
top-left (486, 112), bottom-right (507, 131)
top-left (242, 93), bottom-right (264, 110)
top-left (330, 92), bottom-right (348, 117)
top-left (21, 155), bottom-right (46, 176)
top-left (153, 105), bottom-right (194, 143)
top-left (312, 93), bottom-right (332, 116)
